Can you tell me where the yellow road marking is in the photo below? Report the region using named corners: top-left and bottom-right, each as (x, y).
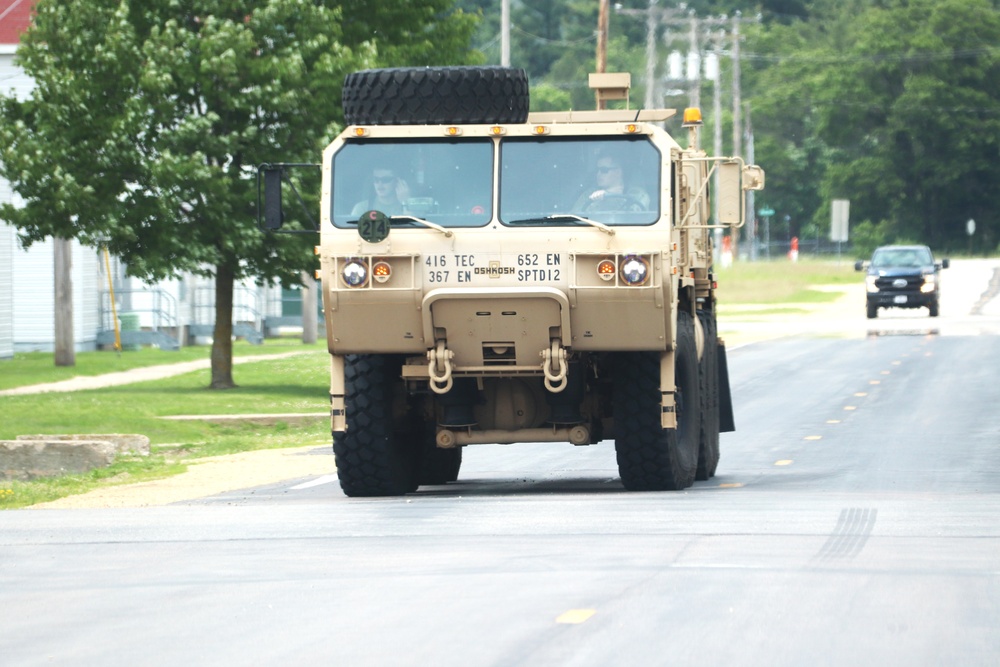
top-left (826, 419), bottom-right (841, 424)
top-left (869, 380), bottom-right (881, 385)
top-left (844, 405), bottom-right (857, 411)
top-left (892, 360), bottom-right (902, 366)
top-left (556, 609), bottom-right (596, 624)
top-left (775, 460), bottom-right (793, 466)
top-left (805, 435), bottom-right (822, 441)
top-left (880, 370), bottom-right (891, 375)
top-left (854, 392), bottom-right (868, 397)
top-left (719, 482), bottom-right (743, 488)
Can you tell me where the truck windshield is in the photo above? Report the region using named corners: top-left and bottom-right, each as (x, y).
top-left (331, 138), bottom-right (494, 229)
top-left (499, 136), bottom-right (661, 227)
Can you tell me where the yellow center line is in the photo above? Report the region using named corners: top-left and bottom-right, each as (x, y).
top-left (804, 435), bottom-right (822, 441)
top-left (844, 405), bottom-right (857, 411)
top-left (869, 380), bottom-right (881, 385)
top-left (854, 392), bottom-right (868, 397)
top-left (556, 609), bottom-right (596, 624)
top-left (719, 482), bottom-right (743, 488)
top-left (775, 459), bottom-right (793, 466)
top-left (826, 419), bottom-right (841, 424)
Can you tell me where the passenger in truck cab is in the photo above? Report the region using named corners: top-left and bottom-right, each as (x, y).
top-left (352, 167), bottom-right (411, 217)
top-left (573, 154), bottom-right (649, 213)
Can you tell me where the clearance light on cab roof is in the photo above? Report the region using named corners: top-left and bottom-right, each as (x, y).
top-left (490, 126), bottom-right (506, 136)
top-left (445, 126), bottom-right (463, 136)
top-left (625, 123), bottom-right (639, 134)
top-left (597, 259), bottom-right (617, 281)
top-left (533, 125), bottom-right (550, 135)
top-left (352, 127), bottom-right (369, 137)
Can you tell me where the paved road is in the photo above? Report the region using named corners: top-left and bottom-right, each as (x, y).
top-left (2, 260), bottom-right (999, 666)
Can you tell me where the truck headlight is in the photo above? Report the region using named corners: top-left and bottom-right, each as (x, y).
top-left (920, 274), bottom-right (935, 293)
top-left (620, 255), bottom-right (650, 286)
top-left (342, 259), bottom-right (369, 287)
top-left (865, 275), bottom-right (878, 293)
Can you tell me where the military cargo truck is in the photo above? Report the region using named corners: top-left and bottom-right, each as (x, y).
top-left (260, 66), bottom-right (764, 496)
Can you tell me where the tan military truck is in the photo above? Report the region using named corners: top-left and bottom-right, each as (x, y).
top-left (260, 66), bottom-right (764, 496)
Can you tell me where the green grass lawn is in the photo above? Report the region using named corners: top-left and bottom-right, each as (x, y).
top-left (0, 345), bottom-right (331, 508)
top-left (715, 257), bottom-right (857, 305)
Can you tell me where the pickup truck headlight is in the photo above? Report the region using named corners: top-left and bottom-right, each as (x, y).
top-left (920, 274), bottom-right (936, 293)
top-left (865, 275), bottom-right (878, 293)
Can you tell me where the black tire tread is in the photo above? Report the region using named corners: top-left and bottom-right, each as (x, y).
top-left (333, 354), bottom-right (412, 497)
top-left (696, 310), bottom-right (721, 481)
top-left (343, 66), bottom-right (530, 126)
top-left (614, 311), bottom-right (700, 491)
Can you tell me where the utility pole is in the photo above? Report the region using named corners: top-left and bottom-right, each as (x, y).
top-left (53, 237), bottom-right (75, 367)
top-left (731, 11), bottom-right (744, 258)
top-left (687, 12), bottom-right (700, 109)
top-left (501, 0), bottom-right (510, 67)
top-left (596, 0), bottom-right (609, 107)
top-left (644, 0), bottom-right (658, 109)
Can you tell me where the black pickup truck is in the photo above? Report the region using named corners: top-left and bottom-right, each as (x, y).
top-left (855, 245), bottom-right (949, 319)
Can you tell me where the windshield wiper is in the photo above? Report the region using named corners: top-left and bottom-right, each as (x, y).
top-left (390, 215), bottom-right (454, 238)
top-left (507, 214), bottom-right (616, 236)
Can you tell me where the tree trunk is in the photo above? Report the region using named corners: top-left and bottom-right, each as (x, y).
top-left (210, 261), bottom-right (236, 389)
top-left (53, 237), bottom-right (75, 367)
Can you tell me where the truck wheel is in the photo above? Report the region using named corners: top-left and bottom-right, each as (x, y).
top-left (342, 66), bottom-right (530, 126)
top-left (866, 302), bottom-right (878, 319)
top-left (928, 300), bottom-right (940, 317)
top-left (695, 310), bottom-right (720, 481)
top-left (333, 354), bottom-right (415, 497)
top-left (614, 311), bottom-right (701, 491)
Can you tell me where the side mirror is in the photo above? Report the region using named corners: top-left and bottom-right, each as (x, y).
top-left (261, 167), bottom-right (284, 231)
top-left (256, 162), bottom-right (320, 234)
top-left (941, 258), bottom-right (950, 269)
top-left (854, 260), bottom-right (865, 271)
top-left (717, 161), bottom-right (742, 225)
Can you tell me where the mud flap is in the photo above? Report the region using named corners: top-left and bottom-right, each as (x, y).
top-left (717, 341), bottom-right (735, 433)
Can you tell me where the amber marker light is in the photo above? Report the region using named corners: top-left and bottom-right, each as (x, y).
top-left (625, 123), bottom-right (639, 133)
top-left (682, 108), bottom-right (703, 125)
top-left (313, 245), bottom-right (320, 255)
top-left (596, 258), bottom-right (617, 281)
top-left (490, 126), bottom-right (506, 136)
top-left (445, 126), bottom-right (463, 136)
top-left (314, 270), bottom-right (321, 280)
top-left (372, 260), bottom-right (392, 284)
top-left (353, 127), bottom-right (369, 137)
top-left (533, 125), bottom-right (550, 135)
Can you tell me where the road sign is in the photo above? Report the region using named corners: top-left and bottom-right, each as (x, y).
top-left (758, 207), bottom-right (774, 217)
top-left (831, 199), bottom-right (850, 242)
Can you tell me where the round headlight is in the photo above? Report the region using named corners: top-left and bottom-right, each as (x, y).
top-left (342, 259), bottom-right (368, 287)
top-left (620, 255), bottom-right (649, 285)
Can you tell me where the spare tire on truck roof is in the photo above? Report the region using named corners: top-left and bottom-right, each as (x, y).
top-left (342, 66), bottom-right (530, 126)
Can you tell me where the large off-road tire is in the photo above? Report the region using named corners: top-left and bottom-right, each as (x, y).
top-left (342, 66), bottom-right (530, 126)
top-left (696, 310), bottom-right (721, 481)
top-left (333, 354), bottom-right (415, 497)
top-left (866, 302), bottom-right (878, 319)
top-left (928, 300), bottom-right (940, 317)
top-left (613, 311), bottom-right (701, 491)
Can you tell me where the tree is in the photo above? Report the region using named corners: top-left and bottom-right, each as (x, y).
top-left (0, 0), bottom-right (478, 388)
